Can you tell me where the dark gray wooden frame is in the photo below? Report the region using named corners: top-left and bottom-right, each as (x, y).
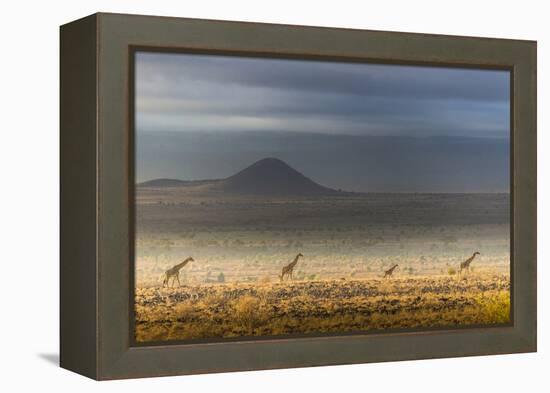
top-left (60, 12), bottom-right (537, 380)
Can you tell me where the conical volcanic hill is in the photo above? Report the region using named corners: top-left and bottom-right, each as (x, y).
top-left (138, 157), bottom-right (342, 197)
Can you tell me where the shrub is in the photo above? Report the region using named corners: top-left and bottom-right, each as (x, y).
top-left (173, 303), bottom-right (195, 320)
top-left (475, 292), bottom-right (510, 324)
top-left (233, 296), bottom-right (265, 330)
top-left (217, 272), bottom-right (225, 283)
top-left (447, 267), bottom-right (457, 275)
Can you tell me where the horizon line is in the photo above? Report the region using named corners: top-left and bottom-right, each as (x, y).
top-left (136, 177), bottom-right (509, 195)
top-left (136, 128), bottom-right (510, 140)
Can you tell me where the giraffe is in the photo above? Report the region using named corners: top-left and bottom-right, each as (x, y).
top-left (279, 253), bottom-right (303, 282)
top-left (383, 264), bottom-right (399, 278)
top-left (459, 252), bottom-right (480, 275)
top-left (162, 257), bottom-right (194, 287)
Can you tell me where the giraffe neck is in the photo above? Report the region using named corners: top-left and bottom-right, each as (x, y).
top-left (290, 255), bottom-right (301, 267)
top-left (174, 258), bottom-right (192, 271)
top-left (469, 254), bottom-right (477, 263)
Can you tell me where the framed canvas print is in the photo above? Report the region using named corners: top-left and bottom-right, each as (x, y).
top-left (60, 13), bottom-right (536, 380)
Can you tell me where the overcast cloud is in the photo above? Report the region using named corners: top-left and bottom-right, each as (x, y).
top-left (136, 51), bottom-right (510, 138)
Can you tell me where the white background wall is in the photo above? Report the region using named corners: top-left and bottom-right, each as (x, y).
top-left (0, 0), bottom-right (546, 391)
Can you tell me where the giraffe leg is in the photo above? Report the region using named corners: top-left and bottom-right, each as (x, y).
top-left (176, 274), bottom-right (181, 287)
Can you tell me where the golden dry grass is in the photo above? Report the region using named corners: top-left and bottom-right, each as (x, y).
top-left (135, 272), bottom-right (510, 342)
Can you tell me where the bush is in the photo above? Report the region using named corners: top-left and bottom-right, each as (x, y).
top-left (447, 267), bottom-right (457, 275)
top-left (475, 292), bottom-right (510, 324)
top-left (217, 272), bottom-right (225, 283)
top-left (173, 303), bottom-right (195, 320)
top-left (233, 296), bottom-right (264, 330)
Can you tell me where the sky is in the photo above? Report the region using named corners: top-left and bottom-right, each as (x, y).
top-left (136, 51), bottom-right (509, 138)
top-left (135, 51), bottom-right (510, 192)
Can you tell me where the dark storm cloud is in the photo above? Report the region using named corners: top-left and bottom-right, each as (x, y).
top-left (137, 52), bottom-right (508, 102)
top-left (136, 52), bottom-right (509, 138)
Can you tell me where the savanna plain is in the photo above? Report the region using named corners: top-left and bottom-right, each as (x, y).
top-left (135, 187), bottom-right (510, 343)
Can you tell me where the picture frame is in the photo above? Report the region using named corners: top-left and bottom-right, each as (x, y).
top-left (60, 12), bottom-right (536, 380)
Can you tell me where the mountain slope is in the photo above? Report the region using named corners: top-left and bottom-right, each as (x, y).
top-left (138, 157), bottom-right (342, 196)
top-left (137, 178), bottom-right (221, 188)
top-left (215, 158), bottom-right (339, 196)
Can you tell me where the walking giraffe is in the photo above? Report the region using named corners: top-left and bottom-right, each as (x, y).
top-left (383, 264), bottom-right (399, 278)
top-left (459, 252), bottom-right (480, 275)
top-left (162, 257), bottom-right (194, 287)
top-left (279, 253), bottom-right (303, 282)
